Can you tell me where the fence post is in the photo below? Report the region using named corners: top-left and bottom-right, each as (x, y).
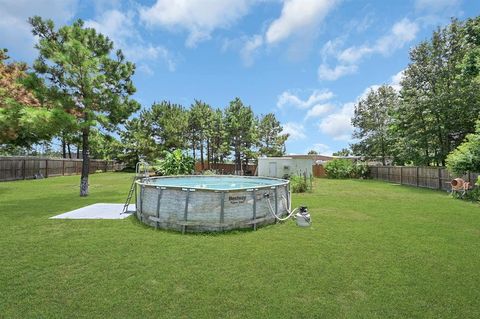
top-left (45, 159), bottom-right (49, 178)
top-left (438, 168), bottom-right (442, 190)
top-left (400, 167), bottom-right (403, 185)
top-left (416, 167), bottom-right (419, 187)
top-left (62, 160), bottom-right (65, 176)
top-left (23, 159), bottom-right (26, 180)
top-left (388, 166), bottom-right (391, 182)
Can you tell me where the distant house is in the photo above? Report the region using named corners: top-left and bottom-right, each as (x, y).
top-left (257, 155), bottom-right (320, 178)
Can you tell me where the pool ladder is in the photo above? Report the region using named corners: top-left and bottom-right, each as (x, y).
top-left (121, 160), bottom-right (150, 214)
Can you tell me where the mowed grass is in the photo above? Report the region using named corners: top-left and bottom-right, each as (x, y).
top-left (1, 173), bottom-right (479, 318)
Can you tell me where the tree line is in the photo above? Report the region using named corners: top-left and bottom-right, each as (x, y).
top-left (351, 17), bottom-right (480, 168)
top-left (0, 17), bottom-right (288, 196)
top-left (120, 98), bottom-right (288, 171)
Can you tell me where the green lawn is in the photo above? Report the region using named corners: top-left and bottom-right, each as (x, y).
top-left (1, 173), bottom-right (479, 318)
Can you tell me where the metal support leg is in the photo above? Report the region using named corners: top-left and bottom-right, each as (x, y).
top-left (274, 186), bottom-right (278, 223)
top-left (252, 190), bottom-right (257, 230)
top-left (220, 192), bottom-right (225, 231)
top-left (155, 188), bottom-right (163, 229)
top-left (183, 190), bottom-right (190, 234)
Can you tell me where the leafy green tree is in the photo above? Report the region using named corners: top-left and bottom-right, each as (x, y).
top-left (224, 98), bottom-right (257, 172)
top-left (257, 113), bottom-right (288, 157)
top-left (30, 17), bottom-right (140, 196)
top-left (0, 49), bottom-right (73, 147)
top-left (397, 18), bottom-right (480, 166)
top-left (307, 150), bottom-right (318, 155)
top-left (351, 85), bottom-right (398, 165)
top-left (332, 148), bottom-right (351, 156)
top-left (208, 108), bottom-right (230, 165)
top-left (460, 16), bottom-right (480, 83)
top-left (446, 120), bottom-right (480, 175)
top-left (88, 129), bottom-right (123, 160)
top-left (148, 101), bottom-right (188, 154)
top-left (157, 149), bottom-right (194, 175)
top-left (188, 100), bottom-right (212, 169)
top-left (119, 117), bottom-right (157, 167)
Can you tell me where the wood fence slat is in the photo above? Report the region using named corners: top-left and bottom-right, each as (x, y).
top-left (368, 166), bottom-right (479, 191)
top-left (0, 157), bottom-right (124, 182)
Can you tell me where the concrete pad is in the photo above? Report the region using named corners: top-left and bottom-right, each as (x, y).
top-left (50, 203), bottom-right (135, 219)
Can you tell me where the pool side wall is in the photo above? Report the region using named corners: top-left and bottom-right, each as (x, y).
top-left (135, 177), bottom-right (290, 232)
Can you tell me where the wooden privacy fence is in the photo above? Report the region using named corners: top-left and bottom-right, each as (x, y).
top-left (0, 157), bottom-right (124, 182)
top-left (194, 162), bottom-right (257, 175)
top-left (312, 164), bottom-right (326, 178)
top-left (369, 166), bottom-right (479, 191)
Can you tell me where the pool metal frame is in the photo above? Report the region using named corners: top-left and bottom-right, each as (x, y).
top-left (135, 175), bottom-right (290, 233)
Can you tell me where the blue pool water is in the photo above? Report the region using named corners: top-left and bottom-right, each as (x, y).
top-left (146, 176), bottom-right (286, 190)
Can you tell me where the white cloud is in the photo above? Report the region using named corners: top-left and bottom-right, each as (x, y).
top-left (240, 34), bottom-right (263, 66)
top-left (320, 37), bottom-right (345, 62)
top-left (0, 0), bottom-right (78, 60)
top-left (319, 18), bottom-right (419, 81)
top-left (415, 0), bottom-right (460, 12)
top-left (390, 70), bottom-right (405, 92)
top-left (308, 143), bottom-right (333, 155)
top-left (337, 46), bottom-right (373, 64)
top-left (85, 10), bottom-right (176, 72)
top-left (318, 64), bottom-right (357, 81)
top-left (277, 89), bottom-right (334, 109)
top-left (265, 0), bottom-right (338, 45)
top-left (317, 67), bottom-right (404, 140)
top-left (318, 102), bottom-right (355, 141)
top-left (282, 122), bottom-right (306, 140)
top-left (339, 18), bottom-right (419, 63)
top-left (359, 84), bottom-right (380, 100)
top-left (375, 18), bottom-right (419, 54)
top-left (305, 103), bottom-right (335, 120)
top-left (139, 0), bottom-right (254, 47)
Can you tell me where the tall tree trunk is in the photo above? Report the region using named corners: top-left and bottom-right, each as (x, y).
top-left (67, 143), bottom-right (72, 159)
top-left (200, 140), bottom-right (204, 170)
top-left (80, 128), bottom-right (90, 197)
top-left (76, 143), bottom-right (80, 159)
top-left (62, 136), bottom-right (66, 159)
top-left (207, 139), bottom-right (210, 170)
top-left (192, 140), bottom-right (196, 161)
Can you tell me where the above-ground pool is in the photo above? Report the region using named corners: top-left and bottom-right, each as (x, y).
top-left (135, 175), bottom-right (290, 233)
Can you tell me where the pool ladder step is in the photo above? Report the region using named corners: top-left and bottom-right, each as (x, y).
top-left (122, 160), bottom-right (150, 215)
top-left (121, 176), bottom-right (137, 214)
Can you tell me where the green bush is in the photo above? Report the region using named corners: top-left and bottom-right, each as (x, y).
top-left (156, 150), bottom-right (194, 175)
top-left (462, 177), bottom-right (480, 202)
top-left (324, 159), bottom-right (370, 179)
top-left (352, 162), bottom-right (370, 179)
top-left (446, 120), bottom-right (480, 175)
top-left (290, 175), bottom-right (310, 193)
top-left (324, 159), bottom-right (353, 179)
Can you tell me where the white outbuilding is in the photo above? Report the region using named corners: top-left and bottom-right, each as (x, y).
top-left (257, 156), bottom-right (314, 178)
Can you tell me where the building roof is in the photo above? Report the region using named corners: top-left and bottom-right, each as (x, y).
top-left (288, 154), bottom-right (334, 161)
top-left (258, 154), bottom-right (333, 161)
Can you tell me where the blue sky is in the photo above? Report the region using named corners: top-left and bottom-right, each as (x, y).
top-left (1, 0), bottom-right (479, 155)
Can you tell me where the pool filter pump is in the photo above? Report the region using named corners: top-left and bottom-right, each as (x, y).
top-left (265, 192), bottom-right (311, 227)
top-left (295, 206), bottom-right (311, 227)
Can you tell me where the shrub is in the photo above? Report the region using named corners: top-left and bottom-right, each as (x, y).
top-left (352, 162), bottom-right (370, 179)
top-left (324, 159), bottom-right (370, 179)
top-left (290, 175), bottom-right (310, 193)
top-left (462, 177), bottom-right (480, 202)
top-left (446, 120), bottom-right (480, 175)
top-left (201, 170), bottom-right (216, 175)
top-left (324, 159), bottom-right (353, 179)
top-left (156, 149), bottom-right (194, 175)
